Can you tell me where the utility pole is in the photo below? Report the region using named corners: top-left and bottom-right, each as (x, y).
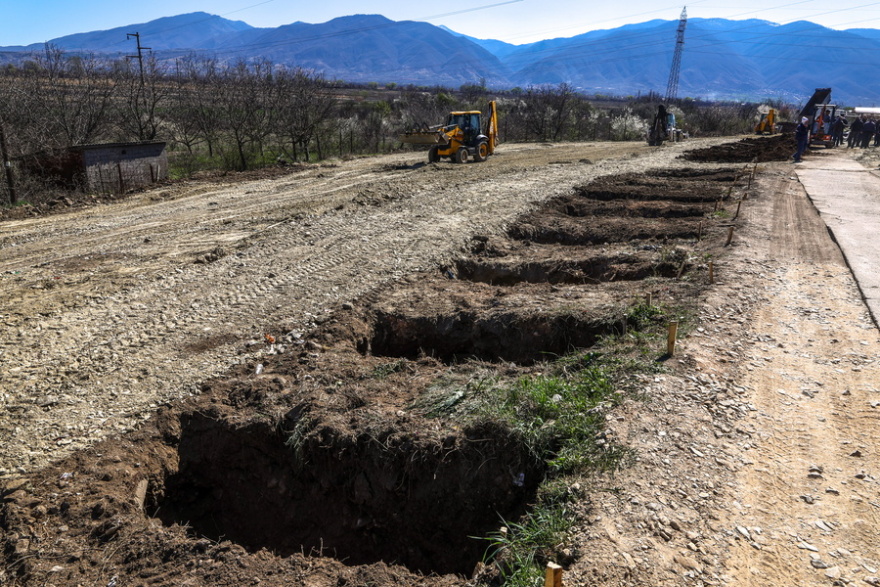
top-left (0, 122), bottom-right (17, 205)
top-left (664, 7), bottom-right (687, 103)
top-left (127, 32), bottom-right (151, 86)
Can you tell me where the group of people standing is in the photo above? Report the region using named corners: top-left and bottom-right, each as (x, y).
top-left (841, 114), bottom-right (880, 148)
top-left (794, 112), bottom-right (880, 163)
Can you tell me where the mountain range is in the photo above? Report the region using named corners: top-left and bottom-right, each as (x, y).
top-left (3, 12), bottom-right (880, 105)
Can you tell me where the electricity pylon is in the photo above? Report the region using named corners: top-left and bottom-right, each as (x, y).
top-left (664, 7), bottom-right (687, 103)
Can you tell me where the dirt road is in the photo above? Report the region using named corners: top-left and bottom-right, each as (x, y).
top-left (713, 155), bottom-right (880, 585)
top-left (726, 151), bottom-right (880, 585)
top-left (2, 139), bottom-right (878, 587)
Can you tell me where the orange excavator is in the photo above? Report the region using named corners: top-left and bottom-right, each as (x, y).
top-left (400, 101), bottom-right (498, 163)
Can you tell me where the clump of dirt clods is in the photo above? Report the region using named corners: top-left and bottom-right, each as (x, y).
top-left (681, 134), bottom-right (797, 163)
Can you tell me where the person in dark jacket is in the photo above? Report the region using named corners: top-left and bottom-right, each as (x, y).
top-left (849, 115), bottom-right (864, 148)
top-left (832, 115), bottom-right (846, 147)
top-left (862, 117), bottom-right (876, 148)
top-left (793, 116), bottom-right (810, 162)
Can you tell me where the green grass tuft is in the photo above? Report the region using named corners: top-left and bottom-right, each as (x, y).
top-left (478, 365), bottom-right (625, 475)
top-left (480, 490), bottom-right (576, 586)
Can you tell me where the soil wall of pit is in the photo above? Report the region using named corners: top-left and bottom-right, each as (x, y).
top-left (150, 409), bottom-right (543, 575)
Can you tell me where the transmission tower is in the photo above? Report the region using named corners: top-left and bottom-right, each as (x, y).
top-left (664, 7), bottom-right (687, 103)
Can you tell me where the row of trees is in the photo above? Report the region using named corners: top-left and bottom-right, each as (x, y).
top-left (0, 45), bottom-right (781, 204)
top-left (0, 46), bottom-right (342, 174)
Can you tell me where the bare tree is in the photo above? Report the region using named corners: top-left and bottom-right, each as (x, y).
top-left (28, 44), bottom-right (117, 147)
top-left (184, 58), bottom-right (223, 160)
top-left (275, 68), bottom-right (337, 162)
top-left (115, 53), bottom-right (168, 141)
top-left (514, 84), bottom-right (580, 142)
top-left (209, 60), bottom-right (275, 170)
top-left (397, 88), bottom-right (449, 131)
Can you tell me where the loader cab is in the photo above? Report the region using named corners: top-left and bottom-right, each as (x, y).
top-left (446, 111), bottom-right (482, 143)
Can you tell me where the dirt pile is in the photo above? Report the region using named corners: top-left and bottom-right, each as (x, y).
top-left (681, 133), bottom-right (797, 163)
top-left (1, 161), bottom-right (753, 587)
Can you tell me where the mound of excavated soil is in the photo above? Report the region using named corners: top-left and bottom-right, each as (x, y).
top-left (681, 134), bottom-right (797, 163)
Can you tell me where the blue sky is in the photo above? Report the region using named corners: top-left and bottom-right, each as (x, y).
top-left (4, 0), bottom-right (880, 46)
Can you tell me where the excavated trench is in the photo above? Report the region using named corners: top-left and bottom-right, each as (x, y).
top-left (455, 251), bottom-right (684, 285)
top-left (149, 411), bottom-right (543, 576)
top-left (0, 160), bottom-right (754, 587)
top-left (366, 304), bottom-right (622, 364)
top-left (154, 165), bottom-right (738, 568)
top-left (357, 166), bottom-right (735, 365)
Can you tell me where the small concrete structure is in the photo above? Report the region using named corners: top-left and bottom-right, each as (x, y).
top-left (71, 141), bottom-right (168, 195)
top-left (25, 141), bottom-right (168, 195)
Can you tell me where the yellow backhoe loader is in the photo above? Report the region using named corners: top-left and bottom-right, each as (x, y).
top-left (399, 101), bottom-right (498, 163)
top-left (754, 108), bottom-right (776, 134)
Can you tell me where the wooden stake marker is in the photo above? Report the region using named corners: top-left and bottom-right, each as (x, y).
top-left (709, 261), bottom-right (715, 284)
top-left (734, 200), bottom-right (742, 220)
top-left (545, 563), bottom-right (563, 587)
top-left (725, 226), bottom-right (734, 246)
top-left (667, 321), bottom-right (679, 356)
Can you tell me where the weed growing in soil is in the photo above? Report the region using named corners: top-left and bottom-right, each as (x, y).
top-left (482, 503), bottom-right (574, 587)
top-left (412, 371), bottom-right (497, 417)
top-left (626, 301), bottom-right (665, 329)
top-left (594, 299), bottom-right (697, 366)
top-left (478, 365), bottom-right (625, 475)
top-left (371, 358), bottom-right (409, 379)
top-left (479, 479), bottom-right (582, 586)
top-left (283, 414), bottom-right (316, 469)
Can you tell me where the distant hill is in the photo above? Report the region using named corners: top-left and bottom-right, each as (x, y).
top-left (15, 12), bottom-right (254, 52)
top-left (3, 12), bottom-right (880, 104)
top-left (488, 18), bottom-right (880, 104)
top-left (197, 15), bottom-right (512, 86)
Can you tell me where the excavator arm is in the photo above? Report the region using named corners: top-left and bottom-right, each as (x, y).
top-left (485, 100), bottom-right (498, 155)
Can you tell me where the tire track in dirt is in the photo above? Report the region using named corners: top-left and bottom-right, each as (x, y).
top-left (712, 168), bottom-right (880, 586)
top-left (2, 140), bottom-right (731, 476)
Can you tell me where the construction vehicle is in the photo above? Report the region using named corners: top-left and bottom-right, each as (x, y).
top-left (799, 88), bottom-right (837, 147)
top-left (399, 101), bottom-right (498, 163)
top-left (647, 105), bottom-right (669, 146)
top-left (648, 105), bottom-right (684, 145)
top-left (754, 106), bottom-right (776, 134)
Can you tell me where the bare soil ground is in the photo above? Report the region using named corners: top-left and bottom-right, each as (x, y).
top-left (2, 134), bottom-right (878, 587)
